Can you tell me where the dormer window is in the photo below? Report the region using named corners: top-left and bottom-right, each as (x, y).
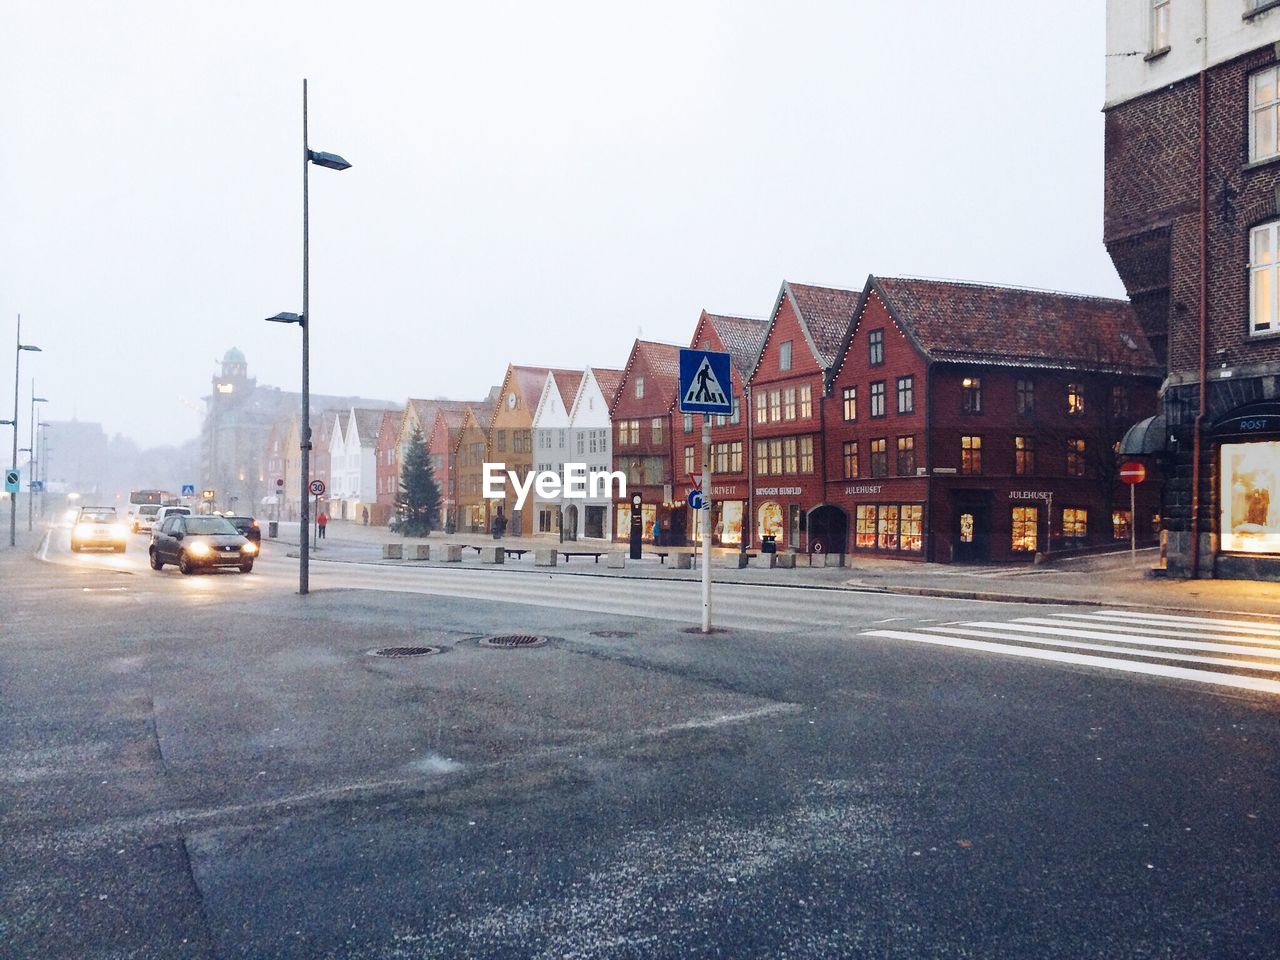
top-left (635, 377), bottom-right (645, 400)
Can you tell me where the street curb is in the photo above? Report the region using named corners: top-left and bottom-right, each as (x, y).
top-left (287, 549), bottom-right (1280, 619)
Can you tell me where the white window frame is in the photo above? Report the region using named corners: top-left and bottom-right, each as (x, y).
top-left (1251, 65), bottom-right (1280, 164)
top-left (1250, 220), bottom-right (1279, 335)
top-left (1150, 0), bottom-right (1170, 53)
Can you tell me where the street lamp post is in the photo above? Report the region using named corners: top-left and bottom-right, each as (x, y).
top-left (266, 79), bottom-right (350, 596)
top-left (28, 385), bottom-right (47, 530)
top-left (6, 315), bottom-right (42, 547)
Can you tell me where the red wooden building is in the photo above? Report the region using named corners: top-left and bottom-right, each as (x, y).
top-left (819, 276), bottom-right (1163, 562)
top-left (746, 281), bottom-right (861, 551)
top-left (675, 310), bottom-right (769, 547)
top-left (610, 340), bottom-right (682, 543)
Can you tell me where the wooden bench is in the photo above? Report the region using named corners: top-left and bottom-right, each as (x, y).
top-left (449, 544), bottom-right (484, 556)
top-left (560, 551), bottom-right (606, 563)
top-left (504, 548), bottom-right (529, 559)
top-left (650, 551), bottom-right (670, 564)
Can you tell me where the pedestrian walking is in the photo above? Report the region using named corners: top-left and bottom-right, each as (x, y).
top-left (362, 506), bottom-right (369, 526)
top-left (317, 511), bottom-right (329, 540)
top-left (652, 518), bottom-right (661, 546)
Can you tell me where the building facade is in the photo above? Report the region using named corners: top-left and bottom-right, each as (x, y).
top-left (566, 366), bottom-right (624, 541)
top-left (611, 341), bottom-right (682, 544)
top-left (452, 403), bottom-right (495, 534)
top-left (676, 310), bottom-right (769, 548)
top-left (530, 370), bottom-right (582, 538)
top-left (822, 277), bottom-right (1162, 563)
top-left (1105, 0), bottom-right (1280, 579)
top-left (746, 282), bottom-right (860, 551)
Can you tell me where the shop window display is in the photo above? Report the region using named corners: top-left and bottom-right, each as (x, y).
top-left (1222, 441), bottom-right (1280, 554)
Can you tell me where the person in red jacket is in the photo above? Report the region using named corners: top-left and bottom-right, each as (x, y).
top-left (317, 511), bottom-right (329, 540)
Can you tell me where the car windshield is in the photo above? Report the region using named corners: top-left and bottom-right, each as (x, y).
top-left (140, 506), bottom-right (160, 516)
top-left (80, 510), bottom-right (116, 523)
top-left (185, 517), bottom-right (238, 535)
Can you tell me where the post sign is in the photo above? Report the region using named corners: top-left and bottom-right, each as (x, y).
top-left (181, 484), bottom-right (195, 496)
top-left (1119, 462), bottom-right (1147, 485)
top-left (629, 492), bottom-right (643, 560)
top-left (678, 348), bottom-right (733, 415)
top-left (309, 479), bottom-right (326, 497)
top-left (687, 488), bottom-right (706, 511)
top-left (4, 469), bottom-right (19, 493)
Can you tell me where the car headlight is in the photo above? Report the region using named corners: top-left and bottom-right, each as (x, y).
top-left (74, 523), bottom-right (91, 538)
top-left (241, 541), bottom-right (258, 554)
top-left (188, 541), bottom-right (212, 557)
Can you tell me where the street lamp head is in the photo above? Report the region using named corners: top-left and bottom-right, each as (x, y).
top-left (33, 397), bottom-right (48, 404)
top-left (265, 311), bottom-right (304, 325)
top-left (18, 344), bottom-right (41, 353)
top-left (308, 149), bottom-right (351, 171)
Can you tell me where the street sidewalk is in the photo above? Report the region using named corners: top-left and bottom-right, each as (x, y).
top-left (266, 518), bottom-right (1280, 617)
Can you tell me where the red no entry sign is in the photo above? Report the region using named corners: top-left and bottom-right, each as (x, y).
top-left (1119, 461), bottom-right (1146, 485)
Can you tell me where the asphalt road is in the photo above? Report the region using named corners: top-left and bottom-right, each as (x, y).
top-left (3, 524), bottom-right (1279, 958)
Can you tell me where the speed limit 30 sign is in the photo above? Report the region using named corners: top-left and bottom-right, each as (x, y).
top-left (309, 479), bottom-right (326, 497)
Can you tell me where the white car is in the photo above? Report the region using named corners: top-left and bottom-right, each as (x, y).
top-left (129, 503), bottom-right (162, 534)
top-left (151, 505), bottom-right (193, 533)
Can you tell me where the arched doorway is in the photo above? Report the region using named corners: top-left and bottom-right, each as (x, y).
top-left (563, 504), bottom-right (579, 541)
top-left (807, 504), bottom-right (849, 555)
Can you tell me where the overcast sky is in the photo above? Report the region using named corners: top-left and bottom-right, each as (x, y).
top-left (1, 1), bottom-right (1119, 446)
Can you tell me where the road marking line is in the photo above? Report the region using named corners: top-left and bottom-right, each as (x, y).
top-left (994, 619), bottom-right (1280, 654)
top-left (860, 630), bottom-right (1280, 695)
top-left (924, 627), bottom-right (1280, 673)
top-left (1084, 610), bottom-right (1280, 634)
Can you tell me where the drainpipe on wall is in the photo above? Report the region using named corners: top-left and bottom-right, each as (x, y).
top-left (1190, 65), bottom-right (1208, 579)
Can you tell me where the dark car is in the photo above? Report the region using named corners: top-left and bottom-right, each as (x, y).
top-left (149, 514), bottom-right (258, 574)
top-left (221, 515), bottom-right (261, 546)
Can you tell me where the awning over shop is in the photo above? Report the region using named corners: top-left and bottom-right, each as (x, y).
top-left (1118, 413), bottom-right (1168, 455)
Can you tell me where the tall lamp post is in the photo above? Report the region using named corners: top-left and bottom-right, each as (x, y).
top-left (28, 387), bottom-right (47, 530)
top-left (266, 79), bottom-right (351, 596)
top-left (5, 315), bottom-right (42, 547)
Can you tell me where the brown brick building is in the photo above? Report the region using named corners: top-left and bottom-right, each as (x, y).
top-left (1104, 1), bottom-right (1280, 579)
top-left (611, 340), bottom-right (682, 543)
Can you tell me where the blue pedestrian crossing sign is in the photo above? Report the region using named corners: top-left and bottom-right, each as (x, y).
top-left (181, 484), bottom-right (195, 497)
top-left (4, 469), bottom-right (19, 493)
top-left (678, 348), bottom-right (733, 415)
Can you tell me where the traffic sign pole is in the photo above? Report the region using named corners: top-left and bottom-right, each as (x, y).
top-left (1131, 482), bottom-right (1137, 567)
top-left (701, 415), bottom-right (712, 634)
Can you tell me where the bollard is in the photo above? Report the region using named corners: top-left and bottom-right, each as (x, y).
top-left (774, 553), bottom-right (796, 569)
top-left (439, 544), bottom-right (463, 562)
top-left (674, 552), bottom-right (693, 570)
top-left (479, 546), bottom-right (505, 564)
top-left (534, 548), bottom-right (558, 567)
top-left (382, 543), bottom-right (403, 560)
top-left (823, 552), bottom-right (845, 568)
top-left (722, 553), bottom-right (749, 569)
top-left (410, 544), bottom-right (431, 561)
top-left (607, 552), bottom-right (626, 568)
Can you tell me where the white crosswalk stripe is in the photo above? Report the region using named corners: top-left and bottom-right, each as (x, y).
top-left (861, 609), bottom-right (1280, 695)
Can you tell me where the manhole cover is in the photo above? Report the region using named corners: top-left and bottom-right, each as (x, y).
top-left (368, 646), bottom-right (444, 658)
top-left (590, 630), bottom-right (635, 638)
top-left (478, 634), bottom-right (549, 649)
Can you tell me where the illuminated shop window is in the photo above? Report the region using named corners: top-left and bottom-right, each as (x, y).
top-left (1012, 507), bottom-right (1038, 552)
top-left (855, 505), bottom-right (876, 549)
top-left (1221, 441), bottom-right (1280, 554)
top-left (1112, 510), bottom-right (1131, 541)
top-left (1062, 508), bottom-right (1088, 540)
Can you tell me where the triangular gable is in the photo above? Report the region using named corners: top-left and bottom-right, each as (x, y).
top-left (749, 280), bottom-right (860, 382)
top-left (610, 340), bottom-right (683, 415)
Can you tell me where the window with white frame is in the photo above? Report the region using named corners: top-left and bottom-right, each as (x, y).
top-left (779, 340), bottom-right (793, 371)
top-left (1251, 220), bottom-right (1279, 334)
top-left (1252, 66), bottom-right (1280, 164)
top-left (1150, 0), bottom-right (1170, 52)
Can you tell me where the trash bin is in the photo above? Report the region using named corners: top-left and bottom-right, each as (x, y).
top-left (267, 520), bottom-right (279, 539)
top-left (761, 535), bottom-right (777, 554)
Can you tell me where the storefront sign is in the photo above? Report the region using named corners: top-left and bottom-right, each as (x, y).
top-left (844, 484), bottom-right (883, 495)
top-left (1009, 490), bottom-right (1053, 501)
top-left (755, 486), bottom-right (803, 496)
top-left (711, 485), bottom-right (737, 496)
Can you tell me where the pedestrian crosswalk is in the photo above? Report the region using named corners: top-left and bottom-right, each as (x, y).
top-left (861, 609), bottom-right (1280, 695)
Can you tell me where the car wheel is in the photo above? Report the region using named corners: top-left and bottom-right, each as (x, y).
top-left (149, 549), bottom-right (163, 570)
top-left (179, 554), bottom-right (194, 575)
top-left (116, 544), bottom-right (126, 553)
top-left (240, 562), bottom-right (254, 574)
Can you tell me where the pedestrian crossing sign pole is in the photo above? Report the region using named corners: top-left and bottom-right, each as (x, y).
top-left (679, 348), bottom-right (734, 634)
